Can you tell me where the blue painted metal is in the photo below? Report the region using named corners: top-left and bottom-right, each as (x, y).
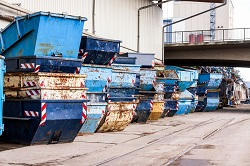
top-left (166, 66), bottom-right (198, 92)
top-left (1, 12), bottom-right (86, 58)
top-left (80, 50), bottom-right (116, 65)
top-left (204, 97), bottom-right (219, 111)
top-left (114, 57), bottom-right (136, 65)
top-left (163, 19), bottom-right (173, 43)
top-left (109, 64), bottom-right (140, 88)
top-left (2, 100), bottom-right (86, 145)
top-left (80, 102), bottom-right (107, 133)
top-left (140, 69), bottom-right (156, 91)
top-left (176, 99), bottom-right (192, 115)
top-left (108, 97), bottom-right (137, 102)
top-left (87, 93), bottom-right (106, 103)
top-left (0, 56), bottom-right (5, 136)
top-left (161, 100), bottom-right (178, 117)
top-left (198, 73), bottom-right (223, 89)
top-left (156, 77), bottom-right (178, 86)
top-left (5, 56), bottom-right (82, 73)
top-left (80, 36), bottom-right (121, 53)
top-left (134, 99), bottom-right (151, 123)
top-left (80, 65), bottom-right (112, 92)
top-left (108, 88), bottom-right (136, 98)
top-left (122, 53), bottom-right (155, 67)
top-left (164, 85), bottom-right (177, 93)
top-left (112, 64), bottom-right (141, 73)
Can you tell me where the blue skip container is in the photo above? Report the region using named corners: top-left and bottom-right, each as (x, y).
top-left (0, 12), bottom-right (87, 59)
top-left (2, 100), bottom-right (87, 145)
top-left (198, 73), bottom-right (223, 89)
top-left (162, 100), bottom-right (178, 118)
top-left (110, 64), bottom-right (140, 88)
top-left (140, 69), bottom-right (156, 91)
top-left (80, 102), bottom-right (107, 133)
top-left (166, 66), bottom-right (198, 92)
top-left (0, 56), bottom-right (5, 136)
top-left (5, 56), bottom-right (83, 73)
top-left (176, 90), bottom-right (193, 115)
top-left (133, 99), bottom-right (152, 123)
top-left (108, 88), bottom-right (136, 98)
top-left (80, 65), bottom-right (112, 92)
top-left (79, 36), bottom-right (121, 65)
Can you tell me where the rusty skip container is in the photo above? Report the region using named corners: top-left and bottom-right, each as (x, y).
top-left (97, 101), bottom-right (137, 132)
top-left (4, 73), bottom-right (87, 100)
top-left (79, 102), bottom-right (107, 133)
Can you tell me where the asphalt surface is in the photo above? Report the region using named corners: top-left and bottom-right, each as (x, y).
top-left (1, 105), bottom-right (250, 166)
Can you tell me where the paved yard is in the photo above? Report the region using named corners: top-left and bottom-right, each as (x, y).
top-left (1, 105), bottom-right (250, 166)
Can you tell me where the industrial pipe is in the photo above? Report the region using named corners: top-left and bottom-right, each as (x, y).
top-left (162, 0), bottom-right (228, 64)
top-left (92, 0), bottom-right (96, 34)
top-left (0, 0), bottom-right (29, 14)
top-left (0, 14), bottom-right (14, 22)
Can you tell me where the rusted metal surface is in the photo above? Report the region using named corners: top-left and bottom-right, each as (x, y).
top-left (4, 73), bottom-right (86, 89)
top-left (4, 73), bottom-right (87, 100)
top-left (97, 102), bottom-right (138, 132)
top-left (5, 89), bottom-right (87, 100)
top-left (148, 101), bottom-right (164, 121)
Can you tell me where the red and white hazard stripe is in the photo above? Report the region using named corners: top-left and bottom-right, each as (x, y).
top-left (152, 75), bottom-right (157, 87)
top-left (152, 60), bottom-right (155, 68)
top-left (34, 65), bottom-right (40, 73)
top-left (102, 76), bottom-right (112, 92)
top-left (23, 81), bottom-right (37, 87)
top-left (20, 63), bottom-right (35, 69)
top-left (131, 79), bottom-right (135, 85)
top-left (75, 67), bottom-right (80, 74)
top-left (174, 86), bottom-right (177, 92)
top-left (26, 90), bottom-right (40, 96)
top-left (107, 93), bottom-right (110, 98)
top-left (81, 92), bottom-right (87, 99)
top-left (40, 103), bottom-right (47, 126)
top-left (150, 100), bottom-right (153, 111)
top-left (80, 81), bottom-right (85, 88)
top-left (108, 55), bottom-right (117, 66)
top-left (133, 104), bottom-right (137, 110)
top-left (81, 103), bottom-right (87, 124)
top-left (176, 103), bottom-right (179, 110)
top-left (24, 111), bottom-right (39, 117)
top-left (82, 52), bottom-right (88, 61)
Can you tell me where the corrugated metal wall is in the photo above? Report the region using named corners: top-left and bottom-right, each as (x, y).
top-left (4, 0), bottom-right (163, 60)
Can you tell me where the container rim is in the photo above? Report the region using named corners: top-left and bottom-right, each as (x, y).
top-left (15, 11), bottom-right (87, 21)
top-left (82, 35), bottom-right (121, 43)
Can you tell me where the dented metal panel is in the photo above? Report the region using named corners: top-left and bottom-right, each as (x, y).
top-left (112, 64), bottom-right (141, 73)
top-left (140, 69), bottom-right (157, 91)
top-left (4, 73), bottom-right (87, 89)
top-left (97, 102), bottom-right (137, 132)
top-left (148, 101), bottom-right (164, 121)
top-left (79, 102), bottom-right (107, 133)
top-left (80, 65), bottom-right (112, 92)
top-left (110, 71), bottom-right (137, 88)
top-left (5, 88), bottom-right (87, 100)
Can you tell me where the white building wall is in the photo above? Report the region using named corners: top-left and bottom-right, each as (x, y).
top-left (3, 0), bottom-right (163, 60)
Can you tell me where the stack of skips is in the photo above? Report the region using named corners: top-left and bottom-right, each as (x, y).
top-left (196, 73), bottom-right (223, 112)
top-left (78, 36), bottom-right (140, 133)
top-left (0, 11), bottom-right (226, 145)
top-left (0, 12), bottom-right (88, 145)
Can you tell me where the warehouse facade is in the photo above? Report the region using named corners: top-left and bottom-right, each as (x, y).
top-left (0, 0), bottom-right (163, 60)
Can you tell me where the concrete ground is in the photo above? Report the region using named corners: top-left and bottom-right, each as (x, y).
top-left (1, 105), bottom-right (250, 166)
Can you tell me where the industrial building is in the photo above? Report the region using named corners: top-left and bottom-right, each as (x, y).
top-left (163, 0), bottom-right (234, 43)
top-left (0, 0), bottom-right (163, 60)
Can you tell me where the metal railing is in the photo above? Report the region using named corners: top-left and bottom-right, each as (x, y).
top-left (164, 28), bottom-right (250, 44)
